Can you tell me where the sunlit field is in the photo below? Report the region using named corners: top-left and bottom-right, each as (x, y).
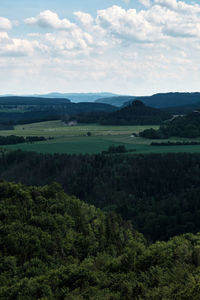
top-left (1, 120), bottom-right (200, 154)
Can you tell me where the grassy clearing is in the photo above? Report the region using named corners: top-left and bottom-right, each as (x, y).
top-left (10, 121), bottom-right (158, 137)
top-left (0, 120), bottom-right (200, 154)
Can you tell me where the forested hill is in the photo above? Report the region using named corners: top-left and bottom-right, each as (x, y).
top-left (140, 110), bottom-right (200, 139)
top-left (1, 180), bottom-right (200, 299)
top-left (95, 95), bottom-right (136, 107)
top-left (96, 92), bottom-right (200, 109)
top-left (2, 150), bottom-right (200, 241)
top-left (163, 101), bottom-right (200, 114)
top-left (0, 101), bottom-right (117, 125)
top-left (136, 92), bottom-right (200, 108)
top-left (0, 96), bottom-right (71, 105)
top-left (99, 100), bottom-right (171, 125)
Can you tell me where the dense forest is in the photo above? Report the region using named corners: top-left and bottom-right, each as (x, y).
top-left (0, 96), bottom-right (71, 105)
top-left (100, 100), bottom-right (171, 125)
top-left (140, 111), bottom-right (200, 139)
top-left (0, 98), bottom-right (116, 125)
top-left (73, 100), bottom-right (171, 125)
top-left (163, 101), bottom-right (200, 114)
top-left (1, 150), bottom-right (200, 241)
top-left (1, 180), bottom-right (200, 299)
top-left (137, 92), bottom-right (200, 108)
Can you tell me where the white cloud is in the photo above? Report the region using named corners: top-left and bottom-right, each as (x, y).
top-left (0, 32), bottom-right (42, 57)
top-left (2, 1), bottom-right (200, 94)
top-left (96, 5), bottom-right (161, 43)
top-left (95, 2), bottom-right (200, 43)
top-left (74, 11), bottom-right (94, 26)
top-left (25, 10), bottom-right (76, 30)
top-left (139, 0), bottom-right (151, 8)
top-left (154, 0), bottom-right (178, 10)
top-left (0, 17), bottom-right (12, 31)
top-left (154, 0), bottom-right (200, 14)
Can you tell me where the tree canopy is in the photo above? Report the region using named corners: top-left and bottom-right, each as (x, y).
top-left (1, 180), bottom-right (200, 299)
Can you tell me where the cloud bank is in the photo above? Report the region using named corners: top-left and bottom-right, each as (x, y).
top-left (0, 0), bottom-right (200, 94)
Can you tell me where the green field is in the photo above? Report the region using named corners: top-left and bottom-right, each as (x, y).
top-left (1, 120), bottom-right (200, 154)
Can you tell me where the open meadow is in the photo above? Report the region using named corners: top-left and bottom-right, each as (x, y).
top-left (1, 120), bottom-right (200, 154)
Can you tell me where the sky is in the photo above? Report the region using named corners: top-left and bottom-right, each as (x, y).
top-left (0, 0), bottom-right (200, 95)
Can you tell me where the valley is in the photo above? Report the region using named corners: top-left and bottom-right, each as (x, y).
top-left (1, 120), bottom-right (200, 154)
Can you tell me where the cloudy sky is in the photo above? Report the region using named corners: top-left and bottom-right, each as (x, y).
top-left (0, 0), bottom-right (200, 95)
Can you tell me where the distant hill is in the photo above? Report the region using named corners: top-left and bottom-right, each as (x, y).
top-left (0, 96), bottom-right (71, 105)
top-left (163, 101), bottom-right (200, 114)
top-left (100, 100), bottom-right (172, 125)
top-left (0, 98), bottom-right (117, 125)
top-left (96, 92), bottom-right (200, 109)
top-left (136, 92), bottom-right (200, 108)
top-left (3, 92), bottom-right (200, 108)
top-left (31, 92), bottom-right (118, 103)
top-left (95, 95), bottom-right (136, 107)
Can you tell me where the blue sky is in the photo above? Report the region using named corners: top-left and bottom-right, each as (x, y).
top-left (0, 0), bottom-right (200, 95)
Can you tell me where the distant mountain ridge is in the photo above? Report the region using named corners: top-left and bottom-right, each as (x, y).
top-left (2, 92), bottom-right (200, 109)
top-left (28, 92), bottom-right (118, 103)
top-left (133, 92), bottom-right (200, 108)
top-left (95, 96), bottom-right (135, 107)
top-left (0, 93), bottom-right (119, 103)
top-left (96, 92), bottom-right (200, 109)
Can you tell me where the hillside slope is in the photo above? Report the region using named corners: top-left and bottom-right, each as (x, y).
top-left (140, 110), bottom-right (200, 138)
top-left (2, 151), bottom-right (200, 241)
top-left (138, 92), bottom-right (200, 108)
top-left (1, 180), bottom-right (200, 299)
top-left (0, 96), bottom-right (71, 105)
top-left (100, 100), bottom-right (171, 125)
top-left (96, 92), bottom-right (200, 109)
top-left (0, 99), bottom-right (117, 125)
top-left (95, 95), bottom-right (136, 107)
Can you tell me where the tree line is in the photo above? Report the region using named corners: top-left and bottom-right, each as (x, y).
top-left (0, 135), bottom-right (48, 145)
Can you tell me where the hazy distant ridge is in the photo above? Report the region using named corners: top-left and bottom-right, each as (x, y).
top-left (32, 92), bottom-right (118, 103)
top-left (96, 92), bottom-right (200, 109)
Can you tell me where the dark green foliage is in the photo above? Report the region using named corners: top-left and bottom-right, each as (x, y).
top-left (1, 181), bottom-right (200, 299)
top-left (0, 99), bottom-right (117, 125)
top-left (140, 112), bottom-right (200, 138)
top-left (100, 100), bottom-right (171, 125)
top-left (0, 96), bottom-right (71, 105)
top-left (0, 124), bottom-right (14, 130)
top-left (137, 92), bottom-right (200, 108)
top-left (0, 135), bottom-right (47, 145)
top-left (102, 145), bottom-right (127, 154)
top-left (151, 141), bottom-right (200, 146)
top-left (69, 111), bottom-right (108, 124)
top-left (1, 151), bottom-right (200, 241)
top-left (163, 102), bottom-right (200, 114)
top-left (101, 145), bottom-right (136, 154)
